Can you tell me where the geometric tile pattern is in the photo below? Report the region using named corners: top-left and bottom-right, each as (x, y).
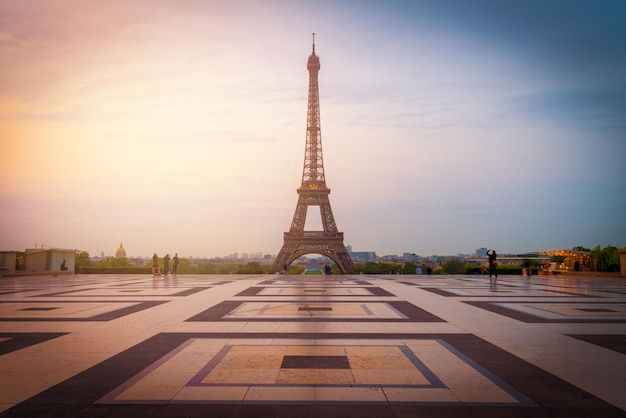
top-left (464, 301), bottom-right (626, 323)
top-left (235, 286), bottom-right (395, 297)
top-left (0, 332), bottom-right (67, 355)
top-left (1, 273), bottom-right (626, 417)
top-left (0, 301), bottom-right (167, 321)
top-left (97, 338), bottom-right (536, 406)
top-left (187, 300), bottom-right (444, 322)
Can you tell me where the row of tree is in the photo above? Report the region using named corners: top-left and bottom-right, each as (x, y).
top-left (76, 245), bottom-right (624, 275)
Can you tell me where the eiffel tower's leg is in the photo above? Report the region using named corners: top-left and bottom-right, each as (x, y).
top-left (272, 239), bottom-right (297, 273)
top-left (289, 197), bottom-right (308, 232)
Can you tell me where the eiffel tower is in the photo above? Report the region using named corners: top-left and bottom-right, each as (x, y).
top-left (272, 34), bottom-right (355, 274)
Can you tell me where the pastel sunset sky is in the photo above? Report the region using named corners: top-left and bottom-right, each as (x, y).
top-left (1, 0), bottom-right (625, 258)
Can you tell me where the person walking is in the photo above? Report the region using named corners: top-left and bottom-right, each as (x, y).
top-left (152, 253), bottom-right (161, 277)
top-left (172, 253), bottom-right (179, 275)
top-left (487, 249), bottom-right (498, 280)
top-left (163, 254), bottom-right (170, 276)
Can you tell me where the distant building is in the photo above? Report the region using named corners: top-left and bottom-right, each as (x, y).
top-left (403, 253), bottom-right (419, 262)
top-left (476, 247), bottom-right (488, 257)
top-left (350, 251), bottom-right (377, 263)
top-left (0, 251), bottom-right (17, 275)
top-left (24, 248), bottom-right (78, 273)
top-left (115, 242), bottom-right (127, 258)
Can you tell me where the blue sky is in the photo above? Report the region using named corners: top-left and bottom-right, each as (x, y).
top-left (1, 0), bottom-right (625, 258)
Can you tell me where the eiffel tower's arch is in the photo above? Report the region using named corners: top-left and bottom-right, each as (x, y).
top-left (273, 232), bottom-right (354, 273)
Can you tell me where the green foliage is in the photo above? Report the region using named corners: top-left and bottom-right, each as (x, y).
top-left (196, 263), bottom-right (217, 274)
top-left (215, 264), bottom-right (237, 274)
top-left (175, 258), bottom-right (192, 273)
top-left (442, 259), bottom-right (465, 274)
top-left (75, 252), bottom-right (91, 268)
top-left (402, 262), bottom-right (417, 274)
top-left (358, 262), bottom-right (402, 274)
top-left (284, 265), bottom-right (305, 275)
top-left (363, 262), bottom-right (381, 274)
top-left (591, 245), bottom-right (621, 272)
top-left (238, 262), bottom-right (265, 274)
top-left (76, 253), bottom-right (146, 274)
top-left (89, 256), bottom-right (132, 268)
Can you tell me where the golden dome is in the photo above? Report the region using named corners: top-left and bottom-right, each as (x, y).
top-left (115, 241), bottom-right (127, 258)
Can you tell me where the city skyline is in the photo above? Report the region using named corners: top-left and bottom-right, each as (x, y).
top-left (32, 240), bottom-right (599, 261)
top-left (2, 1), bottom-right (625, 258)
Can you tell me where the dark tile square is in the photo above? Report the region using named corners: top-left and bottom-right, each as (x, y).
top-left (20, 307), bottom-right (59, 311)
top-left (576, 308), bottom-right (618, 313)
top-left (281, 355), bottom-right (350, 369)
top-left (298, 306), bottom-right (332, 312)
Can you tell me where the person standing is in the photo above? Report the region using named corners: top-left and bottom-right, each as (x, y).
top-left (152, 253), bottom-right (161, 277)
top-left (172, 253), bottom-right (179, 275)
top-left (487, 249), bottom-right (498, 280)
top-left (163, 254), bottom-right (170, 276)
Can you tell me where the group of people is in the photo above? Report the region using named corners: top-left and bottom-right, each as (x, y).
top-left (152, 253), bottom-right (179, 277)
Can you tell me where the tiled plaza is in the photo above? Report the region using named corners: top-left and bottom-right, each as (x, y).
top-left (1, 273), bottom-right (625, 417)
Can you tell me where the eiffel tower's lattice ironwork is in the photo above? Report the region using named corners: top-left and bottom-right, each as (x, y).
top-left (272, 35), bottom-right (355, 274)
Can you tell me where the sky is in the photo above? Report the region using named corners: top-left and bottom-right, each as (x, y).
top-left (1, 0), bottom-right (625, 258)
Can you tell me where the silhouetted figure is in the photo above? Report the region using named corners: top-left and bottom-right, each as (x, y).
top-left (163, 254), bottom-right (170, 275)
top-left (487, 249), bottom-right (498, 280)
top-left (152, 253), bottom-right (161, 277)
top-left (60, 260), bottom-right (68, 271)
top-left (172, 253), bottom-right (179, 275)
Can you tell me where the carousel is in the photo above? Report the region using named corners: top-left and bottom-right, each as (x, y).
top-left (536, 249), bottom-right (593, 273)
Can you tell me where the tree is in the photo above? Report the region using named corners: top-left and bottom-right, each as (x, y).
top-left (284, 265), bottom-right (305, 275)
top-left (91, 256), bottom-right (131, 268)
top-left (196, 263), bottom-right (216, 274)
top-left (239, 262), bottom-right (264, 274)
top-left (75, 252), bottom-right (90, 268)
top-left (108, 257), bottom-right (132, 268)
top-left (362, 262), bottom-right (381, 274)
top-left (442, 259), bottom-right (466, 274)
top-left (592, 245), bottom-right (621, 272)
top-left (402, 262), bottom-right (417, 274)
top-left (176, 257), bottom-right (192, 273)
